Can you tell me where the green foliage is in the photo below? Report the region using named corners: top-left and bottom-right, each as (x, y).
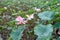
top-left (34, 24), bottom-right (53, 40)
top-left (0, 0), bottom-right (59, 8)
top-left (7, 20), bottom-right (16, 26)
top-left (0, 0), bottom-right (60, 40)
top-left (0, 8), bottom-right (6, 13)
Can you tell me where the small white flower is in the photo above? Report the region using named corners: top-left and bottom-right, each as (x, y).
top-left (57, 3), bottom-right (60, 5)
top-left (34, 7), bottom-right (41, 12)
top-left (4, 7), bottom-right (7, 9)
top-left (48, 7), bottom-right (50, 10)
top-left (46, 1), bottom-right (48, 4)
top-left (26, 14), bottom-right (34, 20)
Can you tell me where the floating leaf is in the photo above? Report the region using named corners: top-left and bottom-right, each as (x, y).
top-left (10, 26), bottom-right (24, 40)
top-left (54, 22), bottom-right (60, 28)
top-left (57, 37), bottom-right (60, 40)
top-left (34, 24), bottom-right (53, 40)
top-left (38, 11), bottom-right (55, 20)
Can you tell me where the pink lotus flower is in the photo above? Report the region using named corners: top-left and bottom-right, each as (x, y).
top-left (15, 16), bottom-right (27, 25)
